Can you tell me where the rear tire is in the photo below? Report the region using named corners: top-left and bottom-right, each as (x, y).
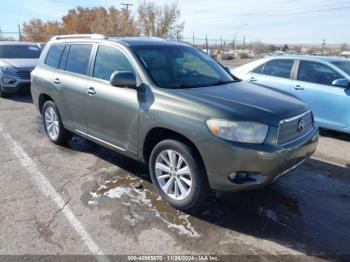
top-left (149, 139), bottom-right (210, 212)
top-left (42, 101), bottom-right (72, 145)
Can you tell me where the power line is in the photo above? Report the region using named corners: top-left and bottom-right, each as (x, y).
top-left (121, 3), bottom-right (133, 12)
top-left (193, 2), bottom-right (350, 21)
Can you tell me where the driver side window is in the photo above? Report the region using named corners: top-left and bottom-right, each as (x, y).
top-left (298, 61), bottom-right (342, 86)
top-left (93, 45), bottom-right (134, 81)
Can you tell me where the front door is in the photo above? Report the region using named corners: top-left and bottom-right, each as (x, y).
top-left (292, 60), bottom-right (350, 130)
top-left (85, 44), bottom-right (140, 154)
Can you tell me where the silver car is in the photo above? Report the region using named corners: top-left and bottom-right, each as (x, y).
top-left (0, 41), bottom-right (41, 97)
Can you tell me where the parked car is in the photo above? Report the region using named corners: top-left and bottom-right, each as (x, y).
top-left (0, 41), bottom-right (41, 97)
top-left (231, 56), bottom-right (350, 134)
top-left (31, 35), bottom-right (318, 211)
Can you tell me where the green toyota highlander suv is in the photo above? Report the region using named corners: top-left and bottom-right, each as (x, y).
top-left (31, 35), bottom-right (318, 211)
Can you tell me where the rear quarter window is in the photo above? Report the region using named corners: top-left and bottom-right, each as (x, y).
top-left (45, 44), bottom-right (65, 69)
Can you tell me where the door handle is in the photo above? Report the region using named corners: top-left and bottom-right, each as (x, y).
top-left (294, 85), bottom-right (304, 90)
top-left (249, 77), bottom-right (257, 82)
top-left (53, 78), bottom-right (60, 85)
top-left (87, 87), bottom-right (96, 95)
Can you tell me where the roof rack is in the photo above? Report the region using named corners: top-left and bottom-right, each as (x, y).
top-left (50, 34), bottom-right (108, 41)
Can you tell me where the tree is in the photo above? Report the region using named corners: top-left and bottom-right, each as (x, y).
top-left (282, 44), bottom-right (289, 52)
top-left (137, 1), bottom-right (184, 40)
top-left (22, 19), bottom-right (59, 42)
top-left (61, 6), bottom-right (139, 36)
top-left (340, 43), bottom-right (348, 52)
top-left (22, 2), bottom-right (183, 41)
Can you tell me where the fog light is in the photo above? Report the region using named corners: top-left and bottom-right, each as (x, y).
top-left (2, 77), bottom-right (16, 84)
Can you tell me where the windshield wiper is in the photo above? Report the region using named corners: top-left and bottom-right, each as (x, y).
top-left (211, 80), bottom-right (236, 86)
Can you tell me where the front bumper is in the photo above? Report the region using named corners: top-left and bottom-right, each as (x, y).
top-left (197, 126), bottom-right (319, 191)
top-left (1, 81), bottom-right (31, 93)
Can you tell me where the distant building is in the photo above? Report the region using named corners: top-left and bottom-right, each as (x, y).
top-left (340, 51), bottom-right (350, 58)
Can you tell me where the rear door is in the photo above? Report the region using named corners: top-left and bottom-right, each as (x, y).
top-left (57, 43), bottom-right (93, 133)
top-left (246, 59), bottom-right (295, 93)
top-left (85, 44), bottom-right (140, 154)
top-left (291, 60), bottom-right (349, 130)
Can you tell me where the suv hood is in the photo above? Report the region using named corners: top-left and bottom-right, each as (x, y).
top-left (0, 58), bottom-right (38, 69)
top-left (171, 81), bottom-right (309, 127)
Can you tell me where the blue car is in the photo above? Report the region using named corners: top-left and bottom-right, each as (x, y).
top-left (232, 56), bottom-right (350, 134)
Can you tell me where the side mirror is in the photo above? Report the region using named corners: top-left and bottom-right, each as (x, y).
top-left (110, 71), bottom-right (136, 89)
top-left (332, 78), bottom-right (350, 88)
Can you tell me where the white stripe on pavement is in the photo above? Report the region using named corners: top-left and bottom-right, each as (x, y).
top-left (0, 123), bottom-right (109, 262)
top-left (311, 156), bottom-right (349, 169)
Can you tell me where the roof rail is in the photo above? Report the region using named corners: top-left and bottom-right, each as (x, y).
top-left (50, 34), bottom-right (108, 41)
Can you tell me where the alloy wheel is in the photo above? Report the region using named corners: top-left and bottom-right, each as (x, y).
top-left (44, 106), bottom-right (60, 141)
top-left (155, 149), bottom-right (193, 200)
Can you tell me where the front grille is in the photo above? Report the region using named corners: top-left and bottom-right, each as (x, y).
top-left (16, 70), bottom-right (31, 80)
top-left (278, 110), bottom-right (313, 145)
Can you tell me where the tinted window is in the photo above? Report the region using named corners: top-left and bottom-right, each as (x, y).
top-left (45, 44), bottom-right (65, 69)
top-left (132, 45), bottom-right (234, 89)
top-left (65, 44), bottom-right (92, 75)
top-left (59, 45), bottom-right (70, 70)
top-left (262, 60), bottom-right (294, 78)
top-left (0, 45), bottom-right (40, 59)
top-left (298, 61), bottom-right (342, 85)
top-left (331, 61), bottom-right (350, 75)
top-left (252, 64), bottom-right (264, 74)
top-left (93, 46), bottom-right (134, 81)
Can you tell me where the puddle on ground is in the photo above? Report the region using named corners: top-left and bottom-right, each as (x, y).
top-left (88, 174), bottom-right (199, 237)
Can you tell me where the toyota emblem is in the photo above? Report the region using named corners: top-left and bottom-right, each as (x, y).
top-left (297, 119), bottom-right (305, 132)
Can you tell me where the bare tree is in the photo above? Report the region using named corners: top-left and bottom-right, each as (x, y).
top-left (21, 2), bottom-right (184, 42)
top-left (340, 43), bottom-right (348, 52)
top-left (137, 1), bottom-right (184, 40)
top-left (22, 19), bottom-right (59, 42)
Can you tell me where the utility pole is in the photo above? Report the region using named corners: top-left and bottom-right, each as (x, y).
top-left (56, 22), bottom-right (61, 35)
top-left (250, 40), bottom-right (253, 56)
top-left (192, 32), bottom-right (195, 46)
top-left (243, 35), bottom-right (246, 50)
top-left (220, 35), bottom-right (223, 51)
top-left (205, 34), bottom-right (209, 54)
top-left (121, 3), bottom-right (133, 12)
top-left (321, 39), bottom-right (326, 55)
top-left (18, 24), bottom-right (21, 41)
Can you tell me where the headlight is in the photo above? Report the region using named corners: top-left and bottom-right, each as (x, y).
top-left (0, 66), bottom-right (14, 73)
top-left (2, 77), bottom-right (16, 84)
top-left (206, 119), bottom-right (269, 144)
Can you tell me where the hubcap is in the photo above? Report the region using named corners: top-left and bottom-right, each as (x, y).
top-left (155, 150), bottom-right (192, 200)
top-left (44, 106), bottom-right (59, 140)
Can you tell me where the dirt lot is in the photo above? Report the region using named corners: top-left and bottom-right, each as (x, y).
top-left (1, 93), bottom-right (350, 262)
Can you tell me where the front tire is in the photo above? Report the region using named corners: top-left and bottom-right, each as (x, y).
top-left (149, 139), bottom-right (210, 212)
top-left (42, 101), bottom-right (71, 145)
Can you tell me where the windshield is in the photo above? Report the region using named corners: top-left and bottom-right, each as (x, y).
top-left (0, 45), bottom-right (41, 59)
top-left (131, 45), bottom-right (235, 89)
top-left (331, 61), bottom-right (350, 75)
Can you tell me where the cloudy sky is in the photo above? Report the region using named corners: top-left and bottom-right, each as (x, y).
top-left (1, 0), bottom-right (349, 44)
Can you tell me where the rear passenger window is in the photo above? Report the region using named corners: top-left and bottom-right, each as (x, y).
top-left (65, 44), bottom-right (92, 75)
top-left (93, 45), bottom-right (134, 81)
top-left (262, 60), bottom-right (294, 78)
top-left (45, 45), bottom-right (65, 68)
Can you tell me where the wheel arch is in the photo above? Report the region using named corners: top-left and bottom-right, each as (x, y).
top-left (38, 93), bottom-right (55, 114)
top-left (142, 127), bottom-right (206, 170)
